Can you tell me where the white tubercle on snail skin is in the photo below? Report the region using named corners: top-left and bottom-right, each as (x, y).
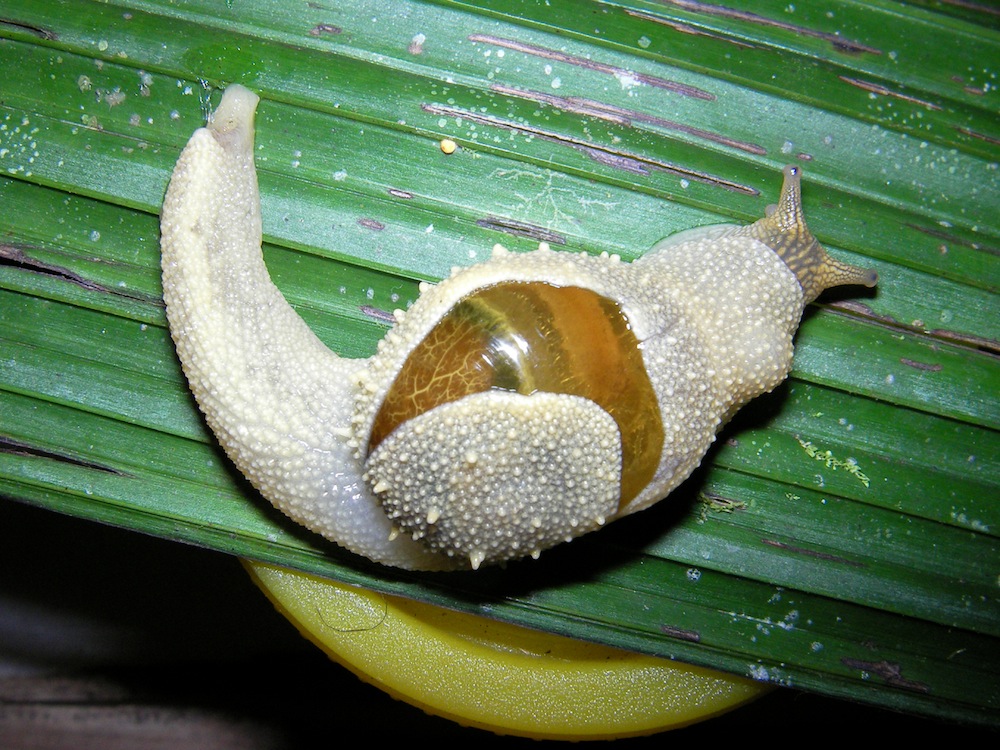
top-left (161, 85), bottom-right (877, 571)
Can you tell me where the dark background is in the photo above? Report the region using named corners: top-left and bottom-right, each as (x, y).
top-left (0, 499), bottom-right (992, 747)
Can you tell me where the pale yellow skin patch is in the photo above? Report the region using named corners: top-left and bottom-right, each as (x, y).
top-left (160, 85), bottom-right (875, 571)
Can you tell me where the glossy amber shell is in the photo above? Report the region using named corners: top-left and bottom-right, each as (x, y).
top-left (369, 282), bottom-right (664, 508)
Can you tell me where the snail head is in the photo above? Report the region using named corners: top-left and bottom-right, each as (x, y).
top-left (748, 165), bottom-right (878, 304)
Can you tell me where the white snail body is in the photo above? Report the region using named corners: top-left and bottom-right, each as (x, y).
top-left (160, 85), bottom-right (876, 571)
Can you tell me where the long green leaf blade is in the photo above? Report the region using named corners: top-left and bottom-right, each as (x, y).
top-left (1, 0), bottom-right (997, 727)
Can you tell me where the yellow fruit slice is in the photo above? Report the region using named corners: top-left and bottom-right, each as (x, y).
top-left (245, 561), bottom-right (768, 739)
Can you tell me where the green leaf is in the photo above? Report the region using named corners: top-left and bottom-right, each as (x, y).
top-left (1, 0), bottom-right (997, 727)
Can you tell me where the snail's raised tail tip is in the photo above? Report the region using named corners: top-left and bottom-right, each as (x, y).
top-left (207, 85), bottom-right (260, 152)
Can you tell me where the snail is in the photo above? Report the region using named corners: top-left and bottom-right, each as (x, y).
top-left (160, 85), bottom-right (876, 571)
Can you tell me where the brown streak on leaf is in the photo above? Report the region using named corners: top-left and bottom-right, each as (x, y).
top-left (0, 243), bottom-right (150, 302)
top-left (761, 538), bottom-right (866, 567)
top-left (360, 304), bottom-right (397, 325)
top-left (955, 126), bottom-right (1000, 146)
top-left (0, 18), bottom-right (57, 40)
top-left (422, 103), bottom-right (759, 194)
top-left (468, 33), bottom-right (715, 100)
top-left (646, 159), bottom-right (758, 194)
top-left (490, 84), bottom-right (630, 126)
top-left (841, 658), bottom-right (931, 693)
top-left (574, 97), bottom-right (767, 154)
top-left (387, 188), bottom-right (414, 199)
top-left (308, 23), bottom-right (342, 36)
top-left (428, 99), bottom-right (647, 173)
top-left (925, 329), bottom-right (999, 355)
top-left (829, 299), bottom-right (885, 321)
top-left (899, 357), bottom-right (943, 372)
top-left (828, 300), bottom-right (903, 330)
top-left (624, 9), bottom-right (756, 48)
top-left (904, 223), bottom-right (999, 256)
top-left (475, 216), bottom-right (566, 245)
top-left (829, 301), bottom-right (1000, 355)
top-left (839, 76), bottom-right (942, 110)
top-left (0, 436), bottom-right (125, 476)
top-left (660, 624), bottom-right (701, 643)
top-left (357, 218), bottom-right (385, 231)
top-left (940, 0), bottom-right (1000, 17)
top-left (573, 144), bottom-right (650, 175)
top-left (491, 83), bottom-right (767, 154)
top-left (656, 0), bottom-right (882, 55)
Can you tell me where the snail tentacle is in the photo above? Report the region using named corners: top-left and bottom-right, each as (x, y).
top-left (746, 165), bottom-right (878, 303)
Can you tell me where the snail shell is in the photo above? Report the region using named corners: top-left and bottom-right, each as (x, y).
top-left (160, 85), bottom-right (876, 571)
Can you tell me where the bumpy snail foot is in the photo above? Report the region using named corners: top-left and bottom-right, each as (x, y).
top-left (365, 391), bottom-right (621, 569)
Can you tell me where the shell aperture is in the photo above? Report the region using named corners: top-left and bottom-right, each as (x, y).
top-left (160, 85), bottom-right (877, 571)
